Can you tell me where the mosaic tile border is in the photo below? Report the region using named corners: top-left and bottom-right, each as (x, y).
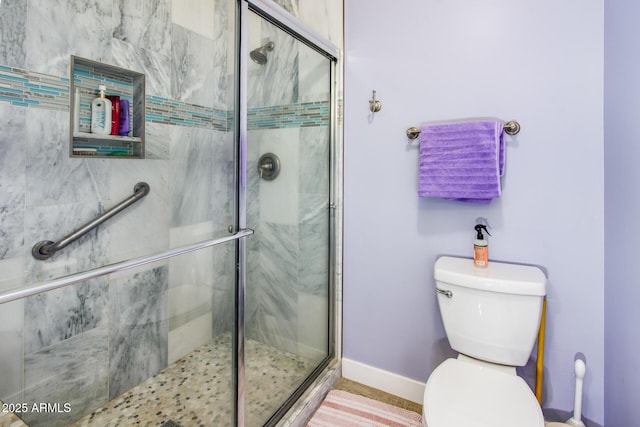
top-left (248, 102), bottom-right (329, 129)
top-left (0, 65), bottom-right (70, 110)
top-left (0, 64), bottom-right (330, 132)
top-left (146, 95), bottom-right (229, 131)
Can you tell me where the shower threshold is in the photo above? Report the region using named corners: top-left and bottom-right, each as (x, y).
top-left (4, 334), bottom-right (316, 427)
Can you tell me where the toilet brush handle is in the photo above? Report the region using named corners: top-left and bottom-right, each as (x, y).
top-left (574, 359), bottom-right (586, 379)
top-left (567, 359), bottom-right (586, 427)
top-left (573, 360), bottom-right (585, 419)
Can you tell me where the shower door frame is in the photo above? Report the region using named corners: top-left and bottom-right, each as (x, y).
top-left (235, 1), bottom-right (340, 425)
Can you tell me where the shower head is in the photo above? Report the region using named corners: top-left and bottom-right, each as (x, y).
top-left (250, 41), bottom-right (275, 65)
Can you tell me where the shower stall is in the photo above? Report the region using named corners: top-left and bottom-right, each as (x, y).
top-left (0, 0), bottom-right (340, 426)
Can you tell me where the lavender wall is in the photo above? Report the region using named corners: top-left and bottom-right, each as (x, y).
top-left (604, 0), bottom-right (640, 425)
top-left (344, 0), bottom-right (605, 424)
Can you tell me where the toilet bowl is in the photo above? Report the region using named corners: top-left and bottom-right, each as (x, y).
top-left (423, 256), bottom-right (547, 427)
top-left (423, 356), bottom-right (544, 427)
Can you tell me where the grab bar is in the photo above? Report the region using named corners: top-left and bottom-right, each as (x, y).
top-left (31, 182), bottom-right (151, 260)
top-left (3, 228), bottom-right (254, 304)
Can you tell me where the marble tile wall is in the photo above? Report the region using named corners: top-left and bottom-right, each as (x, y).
top-left (0, 0), bottom-right (236, 424)
top-left (0, 0), bottom-right (26, 68)
top-left (108, 267), bottom-right (169, 400)
top-left (245, 125), bottom-right (331, 360)
top-left (0, 104), bottom-right (26, 262)
top-left (245, 9), bottom-right (333, 362)
top-left (24, 278), bottom-right (109, 355)
top-left (22, 327), bottom-right (109, 427)
top-left (0, 296), bottom-right (22, 405)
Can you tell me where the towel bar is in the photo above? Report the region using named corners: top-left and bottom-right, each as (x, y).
top-left (406, 120), bottom-right (521, 140)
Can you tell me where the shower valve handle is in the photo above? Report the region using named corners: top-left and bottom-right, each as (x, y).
top-left (257, 153), bottom-right (280, 181)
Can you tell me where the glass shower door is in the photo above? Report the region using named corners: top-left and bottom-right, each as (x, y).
top-left (243, 7), bottom-right (334, 427)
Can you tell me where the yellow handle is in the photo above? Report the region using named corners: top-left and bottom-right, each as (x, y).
top-left (535, 297), bottom-right (547, 406)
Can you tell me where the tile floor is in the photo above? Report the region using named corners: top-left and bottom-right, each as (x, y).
top-left (1, 334), bottom-right (316, 427)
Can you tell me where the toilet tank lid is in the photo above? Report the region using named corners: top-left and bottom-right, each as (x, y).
top-left (434, 256), bottom-right (546, 296)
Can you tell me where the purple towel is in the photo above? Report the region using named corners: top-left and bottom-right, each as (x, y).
top-left (418, 120), bottom-right (505, 204)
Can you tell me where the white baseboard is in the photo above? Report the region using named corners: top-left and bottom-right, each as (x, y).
top-left (341, 358), bottom-right (426, 404)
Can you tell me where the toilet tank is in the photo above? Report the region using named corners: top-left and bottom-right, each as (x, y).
top-left (434, 256), bottom-right (546, 366)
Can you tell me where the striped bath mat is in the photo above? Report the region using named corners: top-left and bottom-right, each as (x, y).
top-left (308, 390), bottom-right (423, 426)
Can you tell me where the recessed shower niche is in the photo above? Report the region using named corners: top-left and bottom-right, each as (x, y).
top-left (69, 56), bottom-right (145, 158)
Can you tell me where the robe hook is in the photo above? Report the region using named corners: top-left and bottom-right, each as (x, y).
top-left (369, 90), bottom-right (382, 113)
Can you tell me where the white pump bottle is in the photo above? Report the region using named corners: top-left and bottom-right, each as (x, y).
top-left (91, 84), bottom-right (112, 134)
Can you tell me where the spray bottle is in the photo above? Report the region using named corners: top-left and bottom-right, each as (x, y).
top-left (473, 224), bottom-right (490, 268)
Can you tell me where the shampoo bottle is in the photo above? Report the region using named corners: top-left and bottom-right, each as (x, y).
top-left (106, 95), bottom-right (120, 136)
top-left (91, 85), bottom-right (112, 134)
top-left (473, 224), bottom-right (490, 268)
top-left (118, 99), bottom-right (130, 136)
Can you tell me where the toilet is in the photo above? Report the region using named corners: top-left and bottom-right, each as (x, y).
top-left (423, 256), bottom-right (547, 427)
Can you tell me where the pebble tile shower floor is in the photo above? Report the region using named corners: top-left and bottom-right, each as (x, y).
top-left (3, 334), bottom-right (315, 427)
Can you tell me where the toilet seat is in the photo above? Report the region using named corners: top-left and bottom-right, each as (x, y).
top-left (423, 357), bottom-right (544, 427)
